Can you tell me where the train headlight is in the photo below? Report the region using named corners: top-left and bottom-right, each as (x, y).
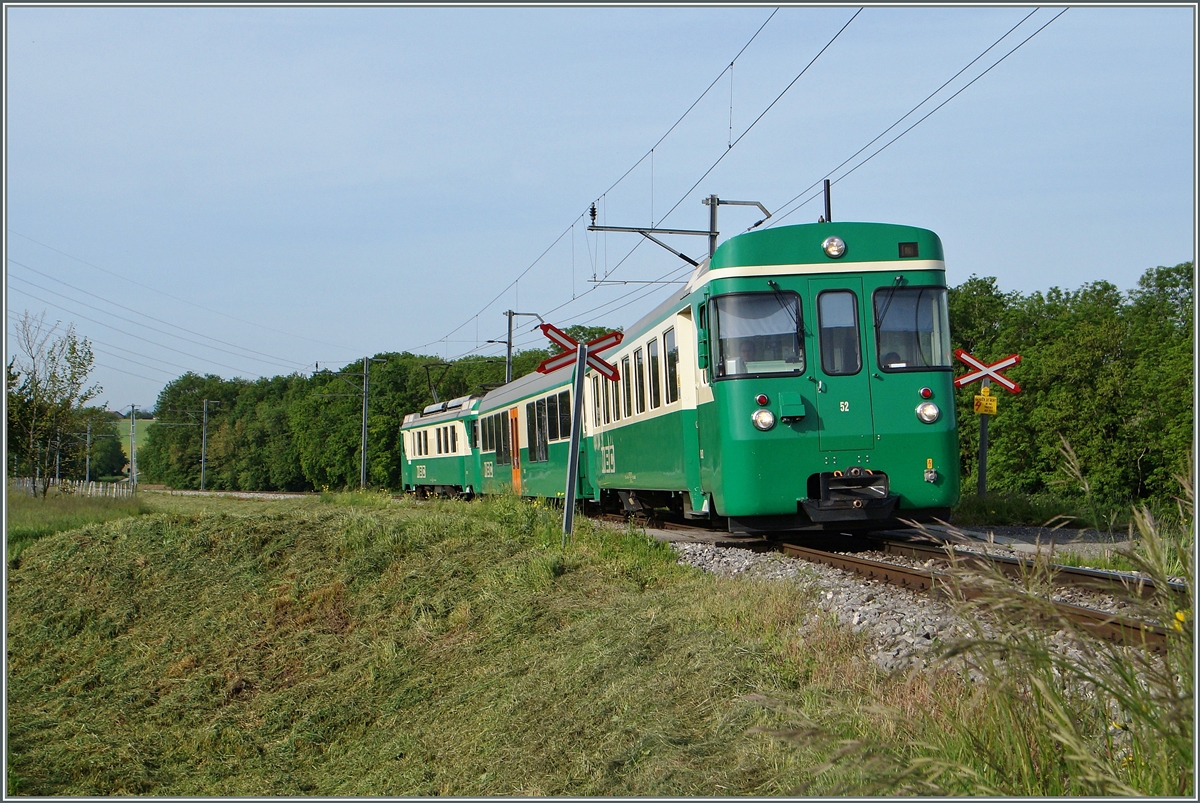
top-left (915, 402), bottom-right (940, 423)
top-left (751, 408), bottom-right (776, 431)
top-left (822, 236), bottom-right (846, 258)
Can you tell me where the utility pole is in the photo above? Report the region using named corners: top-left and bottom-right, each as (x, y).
top-left (500, 311), bottom-right (544, 383)
top-left (360, 357), bottom-right (370, 490)
top-left (317, 358), bottom-right (386, 489)
top-left (129, 405), bottom-right (138, 489)
top-left (201, 399), bottom-right (220, 491)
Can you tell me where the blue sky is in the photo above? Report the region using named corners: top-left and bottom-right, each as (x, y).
top-left (4, 5), bottom-right (1195, 410)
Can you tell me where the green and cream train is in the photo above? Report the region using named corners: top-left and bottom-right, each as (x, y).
top-left (401, 221), bottom-right (960, 533)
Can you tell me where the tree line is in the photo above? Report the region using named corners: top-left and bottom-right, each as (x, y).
top-left (29, 265), bottom-right (1188, 508)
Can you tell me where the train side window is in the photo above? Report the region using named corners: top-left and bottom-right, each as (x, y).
top-left (664, 327), bottom-right (679, 404)
top-left (592, 376), bottom-right (601, 427)
top-left (450, 425), bottom-right (457, 453)
top-left (634, 348), bottom-right (647, 413)
top-left (602, 375), bottom-right (611, 424)
top-left (648, 337), bottom-right (661, 409)
top-left (818, 291), bottom-right (862, 376)
top-left (621, 357), bottom-right (632, 416)
top-left (546, 394), bottom-right (560, 440)
top-left (536, 398), bottom-right (549, 460)
top-left (526, 402), bottom-right (538, 461)
top-left (436, 428), bottom-right (443, 455)
top-left (611, 377), bottom-right (621, 422)
top-left (497, 414), bottom-right (511, 465)
top-left (558, 390), bottom-right (571, 437)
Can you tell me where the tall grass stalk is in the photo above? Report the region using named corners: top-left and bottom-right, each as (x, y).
top-left (754, 476), bottom-right (1194, 796)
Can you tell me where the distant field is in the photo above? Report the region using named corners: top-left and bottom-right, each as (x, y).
top-left (112, 417), bottom-right (158, 461)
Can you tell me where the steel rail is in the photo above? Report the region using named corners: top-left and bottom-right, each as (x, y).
top-left (776, 541), bottom-right (1170, 651)
top-left (869, 535), bottom-right (1190, 603)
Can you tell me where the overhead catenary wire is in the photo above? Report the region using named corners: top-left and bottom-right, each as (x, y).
top-left (6, 275), bottom-right (290, 374)
top-left (651, 7), bottom-right (863, 231)
top-left (767, 7), bottom-right (1069, 228)
top-left (7, 258), bottom-right (310, 371)
top-left (415, 9), bottom-right (780, 353)
top-left (5, 228), bottom-right (360, 353)
top-left (7, 286), bottom-right (265, 378)
top-left (6, 310), bottom-right (196, 376)
top-left (459, 7), bottom-right (859, 355)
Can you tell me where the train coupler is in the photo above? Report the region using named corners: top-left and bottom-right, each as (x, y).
top-left (801, 470), bottom-right (898, 522)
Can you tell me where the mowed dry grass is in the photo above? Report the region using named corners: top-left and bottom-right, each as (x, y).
top-left (7, 492), bottom-right (1191, 796)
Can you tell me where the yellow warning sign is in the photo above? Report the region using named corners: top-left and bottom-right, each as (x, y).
top-left (974, 394), bottom-right (998, 415)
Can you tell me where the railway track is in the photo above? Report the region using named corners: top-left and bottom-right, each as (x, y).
top-left (775, 540), bottom-right (1172, 651)
top-left (600, 513), bottom-right (1178, 651)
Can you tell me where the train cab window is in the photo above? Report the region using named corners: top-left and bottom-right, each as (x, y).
top-left (634, 348), bottom-right (647, 413)
top-left (648, 337), bottom-right (662, 409)
top-left (557, 390), bottom-right (571, 438)
top-left (818, 291), bottom-right (862, 376)
top-left (712, 292), bottom-right (805, 378)
top-left (873, 287), bottom-right (952, 371)
top-left (664, 327), bottom-right (679, 404)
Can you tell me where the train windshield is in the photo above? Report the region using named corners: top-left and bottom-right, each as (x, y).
top-left (712, 292), bottom-right (804, 378)
top-left (873, 287), bottom-right (952, 370)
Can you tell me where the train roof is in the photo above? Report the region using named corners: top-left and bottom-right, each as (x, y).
top-left (478, 366), bottom-right (573, 413)
top-left (401, 394), bottom-right (480, 427)
top-left (711, 221), bottom-right (944, 269)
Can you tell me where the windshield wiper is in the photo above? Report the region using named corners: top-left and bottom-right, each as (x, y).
top-left (874, 275), bottom-right (905, 334)
top-left (767, 280), bottom-right (802, 335)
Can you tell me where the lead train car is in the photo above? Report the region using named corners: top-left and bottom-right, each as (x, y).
top-left (401, 221), bottom-right (961, 533)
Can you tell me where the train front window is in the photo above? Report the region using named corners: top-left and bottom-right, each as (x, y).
top-left (873, 287), bottom-right (952, 371)
top-left (818, 291), bottom-right (862, 376)
top-left (712, 292), bottom-right (804, 378)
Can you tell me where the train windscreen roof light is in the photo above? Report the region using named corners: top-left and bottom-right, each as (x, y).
top-left (915, 402), bottom-right (940, 423)
top-left (822, 236), bottom-right (846, 259)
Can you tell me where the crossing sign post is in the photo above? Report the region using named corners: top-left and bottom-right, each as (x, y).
top-left (536, 324), bottom-right (623, 538)
top-left (954, 349), bottom-right (1023, 499)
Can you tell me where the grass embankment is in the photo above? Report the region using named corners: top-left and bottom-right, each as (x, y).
top-left (6, 492), bottom-right (1193, 795)
top-left (7, 495), bottom-right (834, 795)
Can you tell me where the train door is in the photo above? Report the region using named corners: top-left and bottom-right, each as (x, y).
top-left (808, 277), bottom-right (876, 452)
top-left (509, 408), bottom-right (522, 495)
